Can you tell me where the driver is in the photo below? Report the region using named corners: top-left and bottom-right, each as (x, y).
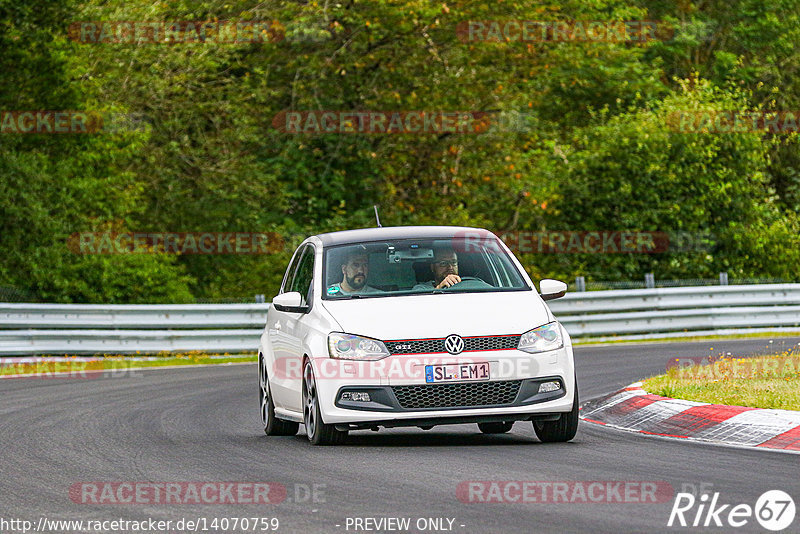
top-left (414, 247), bottom-right (461, 290)
top-left (327, 246), bottom-right (380, 296)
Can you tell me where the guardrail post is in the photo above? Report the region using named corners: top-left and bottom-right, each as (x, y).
top-left (719, 272), bottom-right (728, 286)
top-left (644, 273), bottom-right (655, 289)
top-left (575, 276), bottom-right (586, 292)
top-left (255, 294), bottom-right (265, 303)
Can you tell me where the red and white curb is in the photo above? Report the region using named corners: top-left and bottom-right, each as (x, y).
top-left (580, 383), bottom-right (800, 453)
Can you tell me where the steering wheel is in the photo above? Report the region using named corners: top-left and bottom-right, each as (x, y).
top-left (441, 276), bottom-right (492, 290)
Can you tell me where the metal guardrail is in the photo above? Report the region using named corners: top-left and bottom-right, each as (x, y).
top-left (557, 306), bottom-right (800, 336)
top-left (1, 284), bottom-right (799, 355)
top-left (0, 303), bottom-right (268, 329)
top-left (548, 284), bottom-right (800, 314)
top-left (0, 303), bottom-right (268, 355)
top-left (551, 284), bottom-right (800, 337)
top-left (0, 329), bottom-right (263, 355)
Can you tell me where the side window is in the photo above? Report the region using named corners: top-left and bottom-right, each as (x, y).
top-left (290, 245), bottom-right (315, 306)
top-left (281, 246), bottom-right (304, 294)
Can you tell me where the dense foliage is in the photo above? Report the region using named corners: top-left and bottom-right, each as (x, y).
top-left (1, 0), bottom-right (799, 302)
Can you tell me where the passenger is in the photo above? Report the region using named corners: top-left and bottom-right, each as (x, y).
top-left (327, 247), bottom-right (380, 296)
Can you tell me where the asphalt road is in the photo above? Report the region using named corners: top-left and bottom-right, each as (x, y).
top-left (1, 337), bottom-right (798, 534)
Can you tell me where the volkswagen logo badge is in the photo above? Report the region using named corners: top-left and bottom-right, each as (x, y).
top-left (444, 334), bottom-right (465, 355)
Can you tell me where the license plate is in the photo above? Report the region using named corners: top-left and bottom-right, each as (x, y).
top-left (425, 363), bottom-right (490, 383)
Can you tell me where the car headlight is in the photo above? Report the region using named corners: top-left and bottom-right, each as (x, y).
top-left (327, 332), bottom-right (390, 361)
top-left (517, 322), bottom-right (564, 354)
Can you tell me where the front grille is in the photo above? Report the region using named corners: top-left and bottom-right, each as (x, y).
top-left (385, 335), bottom-right (520, 355)
top-left (391, 380), bottom-right (522, 409)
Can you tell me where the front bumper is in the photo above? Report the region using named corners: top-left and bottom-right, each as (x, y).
top-left (334, 376), bottom-right (565, 412)
top-left (333, 411), bottom-right (565, 431)
top-left (310, 345), bottom-right (575, 425)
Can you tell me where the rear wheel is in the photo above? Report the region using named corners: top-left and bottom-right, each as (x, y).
top-left (303, 362), bottom-right (348, 446)
top-left (532, 380), bottom-right (579, 443)
top-left (478, 421), bottom-right (514, 434)
top-left (259, 356), bottom-right (299, 436)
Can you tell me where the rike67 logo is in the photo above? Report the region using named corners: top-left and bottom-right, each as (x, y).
top-left (668, 490), bottom-right (795, 531)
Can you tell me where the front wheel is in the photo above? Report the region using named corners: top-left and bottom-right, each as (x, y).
top-left (302, 362), bottom-right (348, 446)
top-left (532, 382), bottom-right (579, 443)
top-left (260, 356), bottom-right (299, 436)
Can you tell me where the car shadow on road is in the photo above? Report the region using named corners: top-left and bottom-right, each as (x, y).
top-left (289, 430), bottom-right (581, 448)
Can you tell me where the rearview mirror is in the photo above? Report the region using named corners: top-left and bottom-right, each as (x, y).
top-left (387, 245), bottom-right (434, 263)
top-left (272, 292), bottom-right (309, 313)
top-left (539, 279), bottom-right (567, 301)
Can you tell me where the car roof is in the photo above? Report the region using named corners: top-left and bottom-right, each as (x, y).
top-left (314, 226), bottom-right (494, 247)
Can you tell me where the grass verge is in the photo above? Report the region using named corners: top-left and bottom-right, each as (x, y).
top-left (642, 351), bottom-right (800, 410)
top-left (0, 351), bottom-right (256, 377)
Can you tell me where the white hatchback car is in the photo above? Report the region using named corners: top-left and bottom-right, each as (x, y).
top-left (258, 226), bottom-right (578, 445)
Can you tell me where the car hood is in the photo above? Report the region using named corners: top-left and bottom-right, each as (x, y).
top-left (320, 290), bottom-right (551, 340)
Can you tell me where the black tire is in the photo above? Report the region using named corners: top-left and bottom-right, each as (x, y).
top-left (259, 355), bottom-right (299, 436)
top-left (478, 421), bottom-right (514, 434)
top-left (532, 381), bottom-right (579, 443)
top-left (302, 362), bottom-right (348, 446)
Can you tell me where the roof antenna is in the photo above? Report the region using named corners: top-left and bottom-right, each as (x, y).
top-left (373, 205), bottom-right (382, 228)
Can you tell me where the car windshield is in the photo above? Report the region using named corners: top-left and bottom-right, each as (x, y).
top-left (322, 236), bottom-right (529, 300)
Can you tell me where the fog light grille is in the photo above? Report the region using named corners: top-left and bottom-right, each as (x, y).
top-left (340, 391), bottom-right (371, 402)
top-left (391, 380), bottom-right (521, 409)
top-left (538, 381), bottom-right (562, 393)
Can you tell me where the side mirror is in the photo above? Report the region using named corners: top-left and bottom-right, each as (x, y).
top-left (539, 279), bottom-right (567, 301)
top-left (271, 292), bottom-right (309, 313)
